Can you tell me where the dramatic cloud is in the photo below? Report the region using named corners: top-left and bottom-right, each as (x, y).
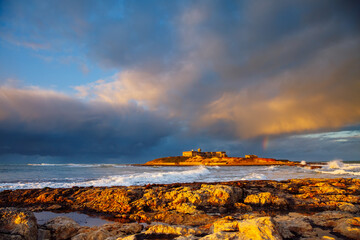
top-left (75, 1), bottom-right (360, 139)
top-left (0, 86), bottom-right (175, 156)
top-left (1, 0), bottom-right (359, 160)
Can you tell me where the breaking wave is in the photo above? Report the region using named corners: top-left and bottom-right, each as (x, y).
top-left (27, 163), bottom-right (127, 168)
top-left (81, 166), bottom-right (210, 186)
top-left (315, 159), bottom-right (360, 176)
top-left (0, 166), bottom-right (211, 190)
top-left (240, 173), bottom-right (267, 180)
top-left (327, 160), bottom-right (344, 169)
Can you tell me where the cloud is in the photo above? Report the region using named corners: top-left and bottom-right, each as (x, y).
top-left (1, 0), bottom-right (360, 160)
top-left (74, 1), bottom-right (360, 140)
top-left (198, 37), bottom-right (360, 138)
top-left (0, 86), bottom-right (176, 156)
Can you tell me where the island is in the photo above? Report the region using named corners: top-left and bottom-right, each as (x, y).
top-left (143, 148), bottom-right (298, 166)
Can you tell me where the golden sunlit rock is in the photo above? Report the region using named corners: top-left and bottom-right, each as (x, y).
top-left (0, 178), bottom-right (359, 239)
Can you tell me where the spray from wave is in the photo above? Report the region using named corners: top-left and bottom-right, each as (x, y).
top-left (315, 159), bottom-right (360, 176)
top-left (327, 160), bottom-right (344, 169)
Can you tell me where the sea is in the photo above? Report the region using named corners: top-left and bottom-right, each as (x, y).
top-left (1, 160), bottom-right (360, 191)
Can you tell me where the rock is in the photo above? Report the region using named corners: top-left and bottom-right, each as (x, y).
top-left (46, 204), bottom-right (62, 211)
top-left (274, 213), bottom-right (314, 238)
top-left (116, 223), bottom-right (143, 235)
top-left (44, 216), bottom-right (80, 240)
top-left (72, 228), bottom-right (110, 240)
top-left (310, 211), bottom-right (353, 228)
top-left (333, 217), bottom-right (360, 240)
top-left (337, 202), bottom-right (358, 213)
top-left (175, 235), bottom-right (200, 240)
top-left (208, 216), bottom-right (282, 240)
top-left (211, 217), bottom-right (239, 233)
top-left (1, 178), bottom-right (360, 235)
top-left (234, 202), bottom-right (253, 212)
top-left (37, 229), bottom-right (51, 240)
top-left (165, 184), bottom-right (242, 210)
top-left (116, 235), bottom-right (137, 240)
top-left (244, 192), bottom-right (288, 208)
top-left (72, 223), bottom-right (143, 240)
top-left (145, 223), bottom-right (202, 235)
top-left (152, 211), bottom-right (215, 226)
top-left (175, 203), bottom-right (200, 214)
top-left (298, 182), bottom-right (346, 196)
top-left (0, 234), bottom-right (24, 240)
top-left (0, 207), bottom-right (37, 240)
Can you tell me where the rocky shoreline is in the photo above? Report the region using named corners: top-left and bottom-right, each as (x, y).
top-left (1, 178), bottom-right (359, 239)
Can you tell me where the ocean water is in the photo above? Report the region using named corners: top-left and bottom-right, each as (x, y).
top-left (0, 160), bottom-right (359, 191)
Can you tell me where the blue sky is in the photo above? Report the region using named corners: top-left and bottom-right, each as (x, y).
top-left (0, 0), bottom-right (359, 163)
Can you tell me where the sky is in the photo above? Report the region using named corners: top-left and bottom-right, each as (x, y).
top-left (0, 0), bottom-right (359, 163)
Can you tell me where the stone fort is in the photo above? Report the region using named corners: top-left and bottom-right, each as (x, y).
top-left (182, 148), bottom-right (227, 158)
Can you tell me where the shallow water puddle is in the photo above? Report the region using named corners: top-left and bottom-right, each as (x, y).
top-left (34, 211), bottom-right (114, 227)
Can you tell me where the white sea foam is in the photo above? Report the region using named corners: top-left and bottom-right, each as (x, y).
top-left (207, 166), bottom-right (220, 169)
top-left (327, 160), bottom-right (344, 169)
top-left (240, 173), bottom-right (267, 180)
top-left (27, 163), bottom-right (127, 168)
top-left (316, 169), bottom-right (360, 176)
top-left (0, 166), bottom-right (211, 190)
top-left (83, 166), bottom-right (210, 186)
top-left (314, 159), bottom-right (360, 176)
top-left (266, 166), bottom-right (278, 171)
top-left (3, 162), bottom-right (360, 191)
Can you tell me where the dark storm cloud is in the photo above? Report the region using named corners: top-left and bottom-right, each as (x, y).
top-left (0, 87), bottom-right (175, 156)
top-left (72, 0), bottom-right (360, 139)
top-left (1, 0), bottom-right (360, 159)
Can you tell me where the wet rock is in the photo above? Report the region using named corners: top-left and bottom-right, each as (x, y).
top-left (145, 223), bottom-right (202, 235)
top-left (0, 207), bottom-right (37, 240)
top-left (44, 216), bottom-right (80, 240)
top-left (333, 217), bottom-right (360, 240)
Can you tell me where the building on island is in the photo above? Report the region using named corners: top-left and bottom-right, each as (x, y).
top-left (245, 154), bottom-right (258, 159)
top-left (183, 148), bottom-right (227, 158)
